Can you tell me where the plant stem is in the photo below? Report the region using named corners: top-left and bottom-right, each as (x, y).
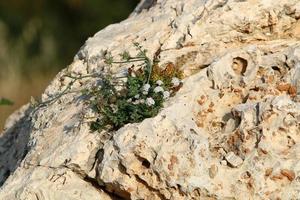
top-left (146, 58), bottom-right (153, 84)
top-left (111, 59), bottom-right (146, 64)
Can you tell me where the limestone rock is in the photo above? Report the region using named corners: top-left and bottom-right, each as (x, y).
top-left (1, 0), bottom-right (300, 199)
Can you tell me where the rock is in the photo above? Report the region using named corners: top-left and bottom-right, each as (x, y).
top-left (1, 0), bottom-right (300, 199)
top-left (225, 152), bottom-right (243, 168)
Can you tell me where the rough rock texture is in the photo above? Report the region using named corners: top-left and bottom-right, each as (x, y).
top-left (1, 0), bottom-right (300, 199)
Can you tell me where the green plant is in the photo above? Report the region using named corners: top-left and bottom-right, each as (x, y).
top-left (32, 43), bottom-right (183, 132)
top-left (0, 98), bottom-right (13, 106)
top-left (89, 43), bottom-right (183, 131)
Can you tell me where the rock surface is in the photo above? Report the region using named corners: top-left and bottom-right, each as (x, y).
top-left (0, 0), bottom-right (300, 199)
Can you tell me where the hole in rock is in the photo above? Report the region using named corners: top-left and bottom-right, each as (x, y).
top-left (271, 65), bottom-right (285, 77)
top-left (136, 155), bottom-right (151, 169)
top-left (142, 159), bottom-right (151, 168)
top-left (222, 112), bottom-right (241, 132)
top-left (271, 66), bottom-right (281, 72)
top-left (232, 57), bottom-right (248, 75)
top-left (96, 149), bottom-right (105, 163)
top-left (118, 163), bottom-right (128, 174)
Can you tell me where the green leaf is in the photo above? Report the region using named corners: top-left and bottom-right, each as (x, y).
top-left (126, 76), bottom-right (143, 97)
top-left (0, 98), bottom-right (14, 106)
top-left (120, 51), bottom-right (131, 61)
top-left (104, 52), bottom-right (114, 65)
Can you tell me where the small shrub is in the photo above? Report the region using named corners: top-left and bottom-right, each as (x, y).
top-left (32, 43), bottom-right (183, 132)
top-left (89, 43), bottom-right (183, 131)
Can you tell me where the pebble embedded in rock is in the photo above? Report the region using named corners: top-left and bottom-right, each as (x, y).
top-left (221, 160), bottom-right (228, 166)
top-left (209, 164), bottom-right (218, 179)
top-left (225, 152), bottom-right (243, 168)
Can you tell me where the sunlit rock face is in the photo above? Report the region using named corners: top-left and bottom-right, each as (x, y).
top-left (0, 0), bottom-right (300, 199)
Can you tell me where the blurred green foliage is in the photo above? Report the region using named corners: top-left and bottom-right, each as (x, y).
top-left (0, 98), bottom-right (13, 106)
top-left (0, 0), bottom-right (139, 130)
top-left (0, 0), bottom-right (138, 76)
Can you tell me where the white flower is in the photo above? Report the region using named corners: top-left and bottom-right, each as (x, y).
top-left (142, 84), bottom-right (151, 92)
top-left (127, 98), bottom-right (132, 103)
top-left (142, 84), bottom-right (151, 95)
top-left (139, 99), bottom-right (145, 104)
top-left (146, 97), bottom-right (155, 106)
top-left (156, 80), bottom-right (163, 85)
top-left (134, 94), bottom-right (140, 99)
top-left (163, 91), bottom-right (170, 99)
top-left (171, 77), bottom-right (181, 87)
top-left (154, 86), bottom-right (164, 93)
top-left (143, 83), bottom-right (151, 92)
top-left (133, 99), bottom-right (145, 105)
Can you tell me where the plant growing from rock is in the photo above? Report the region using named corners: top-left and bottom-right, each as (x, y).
top-left (31, 43), bottom-right (183, 132)
top-left (89, 43), bottom-right (183, 131)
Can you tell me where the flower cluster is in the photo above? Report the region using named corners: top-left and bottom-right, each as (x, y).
top-left (90, 44), bottom-right (183, 132)
top-left (128, 78), bottom-right (182, 108)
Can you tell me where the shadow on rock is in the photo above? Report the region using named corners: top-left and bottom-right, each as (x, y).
top-left (0, 105), bottom-right (32, 186)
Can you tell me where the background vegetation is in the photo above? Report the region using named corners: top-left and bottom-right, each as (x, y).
top-left (0, 0), bottom-right (138, 130)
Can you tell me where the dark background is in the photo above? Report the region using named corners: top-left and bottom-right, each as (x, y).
top-left (0, 0), bottom-right (139, 130)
